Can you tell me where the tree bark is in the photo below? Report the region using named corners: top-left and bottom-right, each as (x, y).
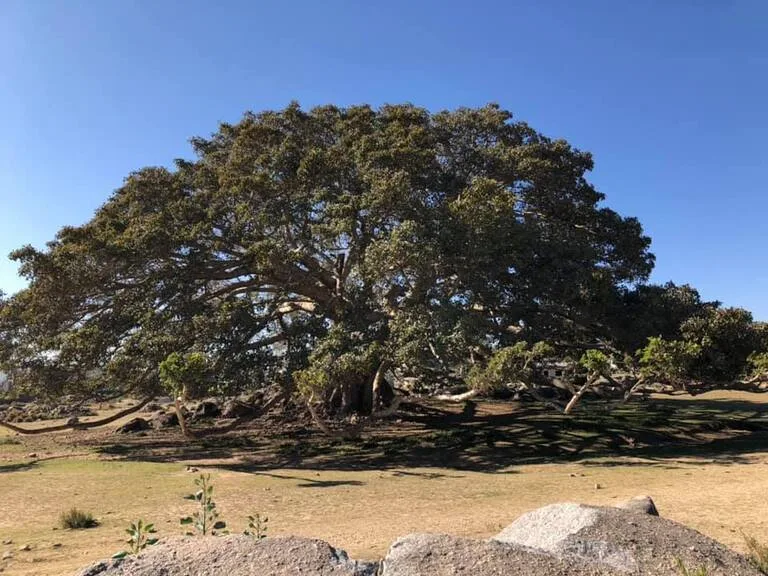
top-left (371, 361), bottom-right (391, 412)
top-left (564, 377), bottom-right (597, 415)
top-left (174, 397), bottom-right (192, 438)
top-left (436, 389), bottom-right (479, 402)
top-left (340, 384), bottom-right (353, 416)
top-left (307, 389), bottom-right (402, 440)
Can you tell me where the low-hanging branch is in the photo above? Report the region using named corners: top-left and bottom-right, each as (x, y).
top-left (0, 396), bottom-right (154, 435)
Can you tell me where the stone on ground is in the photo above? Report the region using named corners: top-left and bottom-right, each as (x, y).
top-left (221, 399), bottom-right (258, 419)
top-left (75, 535), bottom-right (377, 576)
top-left (149, 410), bottom-right (178, 430)
top-left (113, 418), bottom-right (151, 434)
top-left (191, 399), bottom-right (221, 420)
top-left (494, 502), bottom-right (760, 575)
top-left (616, 495), bottom-right (659, 516)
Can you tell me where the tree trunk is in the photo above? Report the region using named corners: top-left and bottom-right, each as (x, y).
top-left (621, 379), bottom-right (645, 404)
top-left (564, 377), bottom-right (597, 415)
top-left (307, 392), bottom-right (362, 440)
top-left (340, 384), bottom-right (353, 416)
top-left (362, 372), bottom-right (374, 414)
top-left (436, 389), bottom-right (479, 402)
top-left (371, 361), bottom-right (391, 412)
top-left (174, 397), bottom-right (192, 438)
top-left (307, 390), bottom-right (402, 440)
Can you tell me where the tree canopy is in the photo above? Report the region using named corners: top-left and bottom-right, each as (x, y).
top-left (0, 103), bottom-right (765, 420)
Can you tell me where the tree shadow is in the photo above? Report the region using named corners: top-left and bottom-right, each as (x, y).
top-left (0, 460), bottom-right (38, 474)
top-left (242, 471), bottom-right (365, 488)
top-left (389, 469), bottom-right (467, 480)
top-left (83, 394), bottom-right (768, 474)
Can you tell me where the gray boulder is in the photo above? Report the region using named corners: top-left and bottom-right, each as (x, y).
top-left (222, 399), bottom-right (258, 419)
top-left (494, 503), bottom-right (760, 575)
top-left (149, 410), bottom-right (178, 430)
top-left (382, 533), bottom-right (622, 575)
top-left (192, 399), bottom-right (221, 420)
top-left (114, 418), bottom-right (151, 434)
top-left (76, 535), bottom-right (378, 576)
top-left (616, 495), bottom-right (659, 516)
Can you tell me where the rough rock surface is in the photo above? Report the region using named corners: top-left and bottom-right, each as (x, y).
top-left (76, 536), bottom-right (378, 576)
top-left (616, 495), bottom-right (659, 516)
top-left (494, 503), bottom-right (760, 575)
top-left (114, 418), bottom-right (151, 434)
top-left (221, 399), bottom-right (258, 419)
top-left (149, 410), bottom-right (178, 430)
top-left (74, 502), bottom-right (761, 576)
top-left (381, 533), bottom-right (622, 575)
top-left (192, 400), bottom-right (221, 420)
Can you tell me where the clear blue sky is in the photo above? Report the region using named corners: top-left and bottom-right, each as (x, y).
top-left (1, 0), bottom-right (767, 318)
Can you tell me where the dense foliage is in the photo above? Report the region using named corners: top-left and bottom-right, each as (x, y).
top-left (0, 103), bottom-right (765, 420)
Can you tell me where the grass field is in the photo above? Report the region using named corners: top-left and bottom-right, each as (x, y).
top-left (1, 391), bottom-right (768, 576)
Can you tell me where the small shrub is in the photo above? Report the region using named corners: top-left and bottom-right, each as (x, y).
top-left (743, 531), bottom-right (768, 574)
top-left (60, 508), bottom-right (98, 530)
top-left (180, 473), bottom-right (227, 535)
top-left (113, 519), bottom-right (159, 559)
top-left (675, 558), bottom-right (710, 576)
top-left (244, 513), bottom-right (268, 539)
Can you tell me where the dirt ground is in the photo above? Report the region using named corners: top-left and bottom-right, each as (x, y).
top-left (1, 391), bottom-right (767, 576)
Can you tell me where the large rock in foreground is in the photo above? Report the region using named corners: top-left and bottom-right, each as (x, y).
top-left (75, 502), bottom-right (761, 576)
top-left (77, 536), bottom-right (378, 576)
top-left (494, 503), bottom-right (760, 575)
top-left (381, 533), bottom-right (623, 575)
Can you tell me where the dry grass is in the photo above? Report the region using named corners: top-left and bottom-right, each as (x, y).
top-left (743, 531), bottom-right (768, 574)
top-left (59, 508), bottom-right (98, 530)
top-left (1, 391), bottom-right (768, 575)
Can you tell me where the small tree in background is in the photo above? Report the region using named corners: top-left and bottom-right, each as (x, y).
top-left (159, 352), bottom-right (208, 438)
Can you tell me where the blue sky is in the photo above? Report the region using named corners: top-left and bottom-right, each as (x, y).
top-left (1, 0), bottom-right (767, 318)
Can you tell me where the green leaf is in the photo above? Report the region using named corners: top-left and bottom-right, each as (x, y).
top-left (179, 517), bottom-right (194, 525)
top-left (112, 551), bottom-right (128, 560)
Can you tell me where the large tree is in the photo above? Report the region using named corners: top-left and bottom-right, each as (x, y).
top-left (1, 103), bottom-right (666, 419)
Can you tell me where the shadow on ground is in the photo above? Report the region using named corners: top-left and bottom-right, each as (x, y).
top-left (0, 460), bottom-right (38, 474)
top-left (79, 393), bottom-right (768, 474)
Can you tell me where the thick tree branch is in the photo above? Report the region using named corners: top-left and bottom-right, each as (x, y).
top-left (0, 396), bottom-right (153, 435)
